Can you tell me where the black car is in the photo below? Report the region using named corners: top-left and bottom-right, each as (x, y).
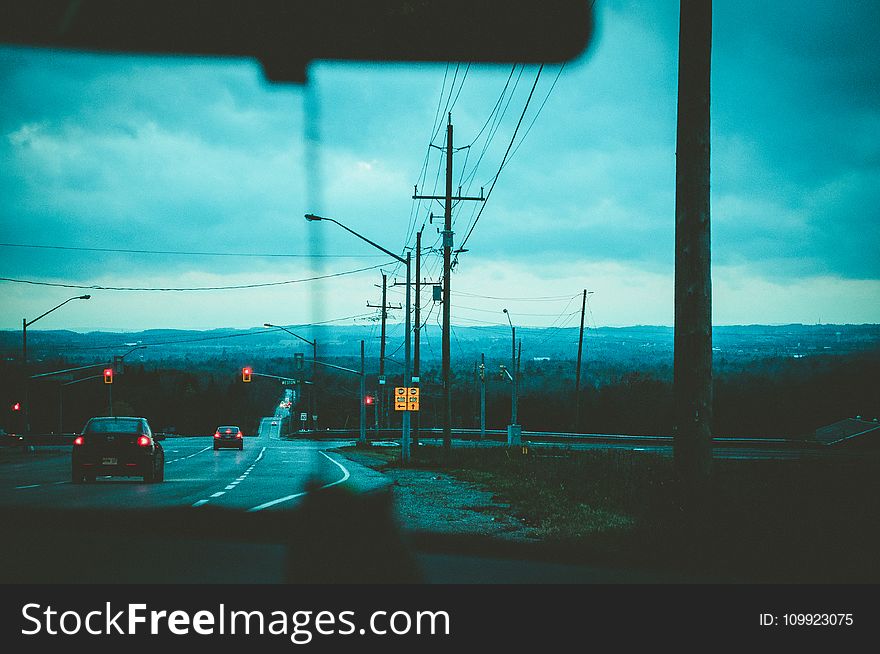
top-left (72, 417), bottom-right (165, 483)
top-left (213, 425), bottom-right (244, 450)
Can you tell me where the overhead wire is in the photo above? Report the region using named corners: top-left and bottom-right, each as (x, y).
top-left (0, 261), bottom-right (393, 292)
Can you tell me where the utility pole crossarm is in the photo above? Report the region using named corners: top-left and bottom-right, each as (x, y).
top-left (412, 193), bottom-right (486, 202)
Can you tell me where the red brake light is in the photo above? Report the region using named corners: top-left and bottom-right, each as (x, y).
top-left (225, 428), bottom-right (231, 433)
top-left (137, 435), bottom-right (151, 447)
top-left (73, 436), bottom-right (84, 446)
top-left (236, 433), bottom-right (242, 439)
top-left (214, 432), bottom-right (220, 438)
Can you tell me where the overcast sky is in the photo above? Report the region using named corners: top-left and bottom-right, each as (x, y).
top-left (1, 0), bottom-right (878, 334)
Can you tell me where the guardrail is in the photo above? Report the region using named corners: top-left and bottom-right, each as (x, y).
top-left (283, 427), bottom-right (825, 449)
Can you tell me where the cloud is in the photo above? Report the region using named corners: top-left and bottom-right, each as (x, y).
top-left (1, 0), bottom-right (878, 330)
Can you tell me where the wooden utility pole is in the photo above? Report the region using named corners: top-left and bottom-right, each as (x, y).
top-left (412, 113), bottom-right (484, 450)
top-left (574, 289), bottom-right (587, 431)
top-left (367, 273), bottom-right (400, 429)
top-left (673, 0), bottom-right (713, 498)
top-left (479, 352), bottom-right (486, 440)
top-left (413, 228), bottom-right (422, 447)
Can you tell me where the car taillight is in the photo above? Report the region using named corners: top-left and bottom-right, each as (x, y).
top-left (137, 435), bottom-right (151, 447)
top-left (236, 433), bottom-right (242, 439)
top-left (214, 432), bottom-right (220, 439)
top-left (73, 436), bottom-right (84, 446)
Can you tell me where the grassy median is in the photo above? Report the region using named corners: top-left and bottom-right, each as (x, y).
top-left (343, 442), bottom-right (880, 582)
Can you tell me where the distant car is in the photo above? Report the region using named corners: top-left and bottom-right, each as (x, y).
top-left (214, 425), bottom-right (243, 450)
top-left (72, 416), bottom-right (165, 483)
top-left (0, 428), bottom-right (23, 446)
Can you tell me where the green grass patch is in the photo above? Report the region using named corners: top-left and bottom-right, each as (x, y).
top-left (341, 443), bottom-right (880, 581)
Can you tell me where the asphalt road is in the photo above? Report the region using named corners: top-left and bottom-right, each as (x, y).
top-left (0, 417), bottom-right (385, 513)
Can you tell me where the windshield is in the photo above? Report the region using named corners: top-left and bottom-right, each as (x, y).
top-left (85, 418), bottom-right (143, 434)
top-left (0, 2), bottom-right (878, 596)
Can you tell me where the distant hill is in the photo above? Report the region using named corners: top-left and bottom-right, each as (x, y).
top-left (2, 323), bottom-right (878, 369)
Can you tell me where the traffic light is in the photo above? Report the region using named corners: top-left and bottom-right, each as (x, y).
top-left (103, 368), bottom-right (113, 384)
top-left (11, 402), bottom-right (21, 412)
top-left (364, 395), bottom-right (374, 405)
top-left (294, 352), bottom-right (304, 372)
top-left (242, 367), bottom-right (252, 382)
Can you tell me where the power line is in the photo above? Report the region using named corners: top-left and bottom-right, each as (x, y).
top-left (0, 262), bottom-right (393, 292)
top-left (457, 65), bottom-right (545, 257)
top-left (0, 243), bottom-right (385, 259)
top-left (456, 290), bottom-right (581, 301)
top-left (496, 63), bottom-right (566, 175)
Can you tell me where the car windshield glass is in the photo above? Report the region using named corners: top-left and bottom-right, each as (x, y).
top-left (86, 419), bottom-right (142, 434)
top-left (1, 3), bottom-right (878, 592)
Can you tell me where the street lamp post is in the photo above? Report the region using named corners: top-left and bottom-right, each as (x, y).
top-left (305, 213), bottom-right (412, 462)
top-left (22, 294), bottom-right (91, 433)
top-left (264, 323), bottom-right (318, 432)
top-left (503, 309), bottom-right (521, 446)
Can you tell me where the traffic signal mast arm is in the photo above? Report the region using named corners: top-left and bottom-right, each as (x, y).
top-left (247, 372), bottom-right (300, 383)
top-left (29, 362), bottom-right (110, 380)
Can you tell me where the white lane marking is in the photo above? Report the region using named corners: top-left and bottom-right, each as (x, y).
top-left (191, 446), bottom-right (265, 507)
top-left (247, 450), bottom-right (351, 512)
top-left (15, 484), bottom-right (40, 490)
top-left (52, 481), bottom-right (68, 486)
top-left (167, 445), bottom-right (211, 464)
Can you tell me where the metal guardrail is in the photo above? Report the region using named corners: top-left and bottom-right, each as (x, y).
top-left (283, 427), bottom-right (825, 449)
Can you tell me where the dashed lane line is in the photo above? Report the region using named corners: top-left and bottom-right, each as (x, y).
top-left (190, 447), bottom-right (266, 507)
top-left (246, 450), bottom-right (350, 512)
top-left (166, 445), bottom-right (212, 464)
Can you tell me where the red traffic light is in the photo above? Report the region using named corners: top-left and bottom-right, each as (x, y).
top-left (242, 367), bottom-right (252, 382)
top-left (103, 368), bottom-right (113, 384)
top-left (364, 395), bottom-right (374, 405)
top-left (11, 402), bottom-right (21, 411)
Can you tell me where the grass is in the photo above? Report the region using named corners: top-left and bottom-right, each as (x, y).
top-left (342, 442), bottom-right (880, 582)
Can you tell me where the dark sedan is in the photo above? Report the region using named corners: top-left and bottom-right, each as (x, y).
top-left (72, 416), bottom-right (165, 483)
top-left (213, 425), bottom-right (244, 450)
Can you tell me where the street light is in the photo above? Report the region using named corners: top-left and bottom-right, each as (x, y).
top-left (502, 309), bottom-right (521, 446)
top-left (264, 323), bottom-right (318, 432)
top-left (22, 294), bottom-right (91, 433)
top-left (305, 213), bottom-right (412, 461)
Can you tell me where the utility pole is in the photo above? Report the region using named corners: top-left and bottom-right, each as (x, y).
top-left (413, 228), bottom-right (422, 448)
top-left (360, 340), bottom-right (366, 444)
top-left (392, 232), bottom-right (437, 448)
top-left (412, 114), bottom-right (484, 450)
top-left (674, 0), bottom-right (713, 501)
top-left (574, 289), bottom-right (588, 431)
top-left (480, 353), bottom-right (486, 440)
top-left (367, 274), bottom-right (400, 429)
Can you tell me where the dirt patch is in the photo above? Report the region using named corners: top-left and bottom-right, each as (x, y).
top-left (339, 450), bottom-right (537, 541)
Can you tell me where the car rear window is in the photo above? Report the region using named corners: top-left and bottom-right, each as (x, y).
top-left (86, 418), bottom-right (143, 434)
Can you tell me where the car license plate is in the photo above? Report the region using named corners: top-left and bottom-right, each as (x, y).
top-left (102, 457), bottom-right (117, 465)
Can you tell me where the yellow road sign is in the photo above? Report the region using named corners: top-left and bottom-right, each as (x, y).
top-left (394, 387), bottom-right (420, 410)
